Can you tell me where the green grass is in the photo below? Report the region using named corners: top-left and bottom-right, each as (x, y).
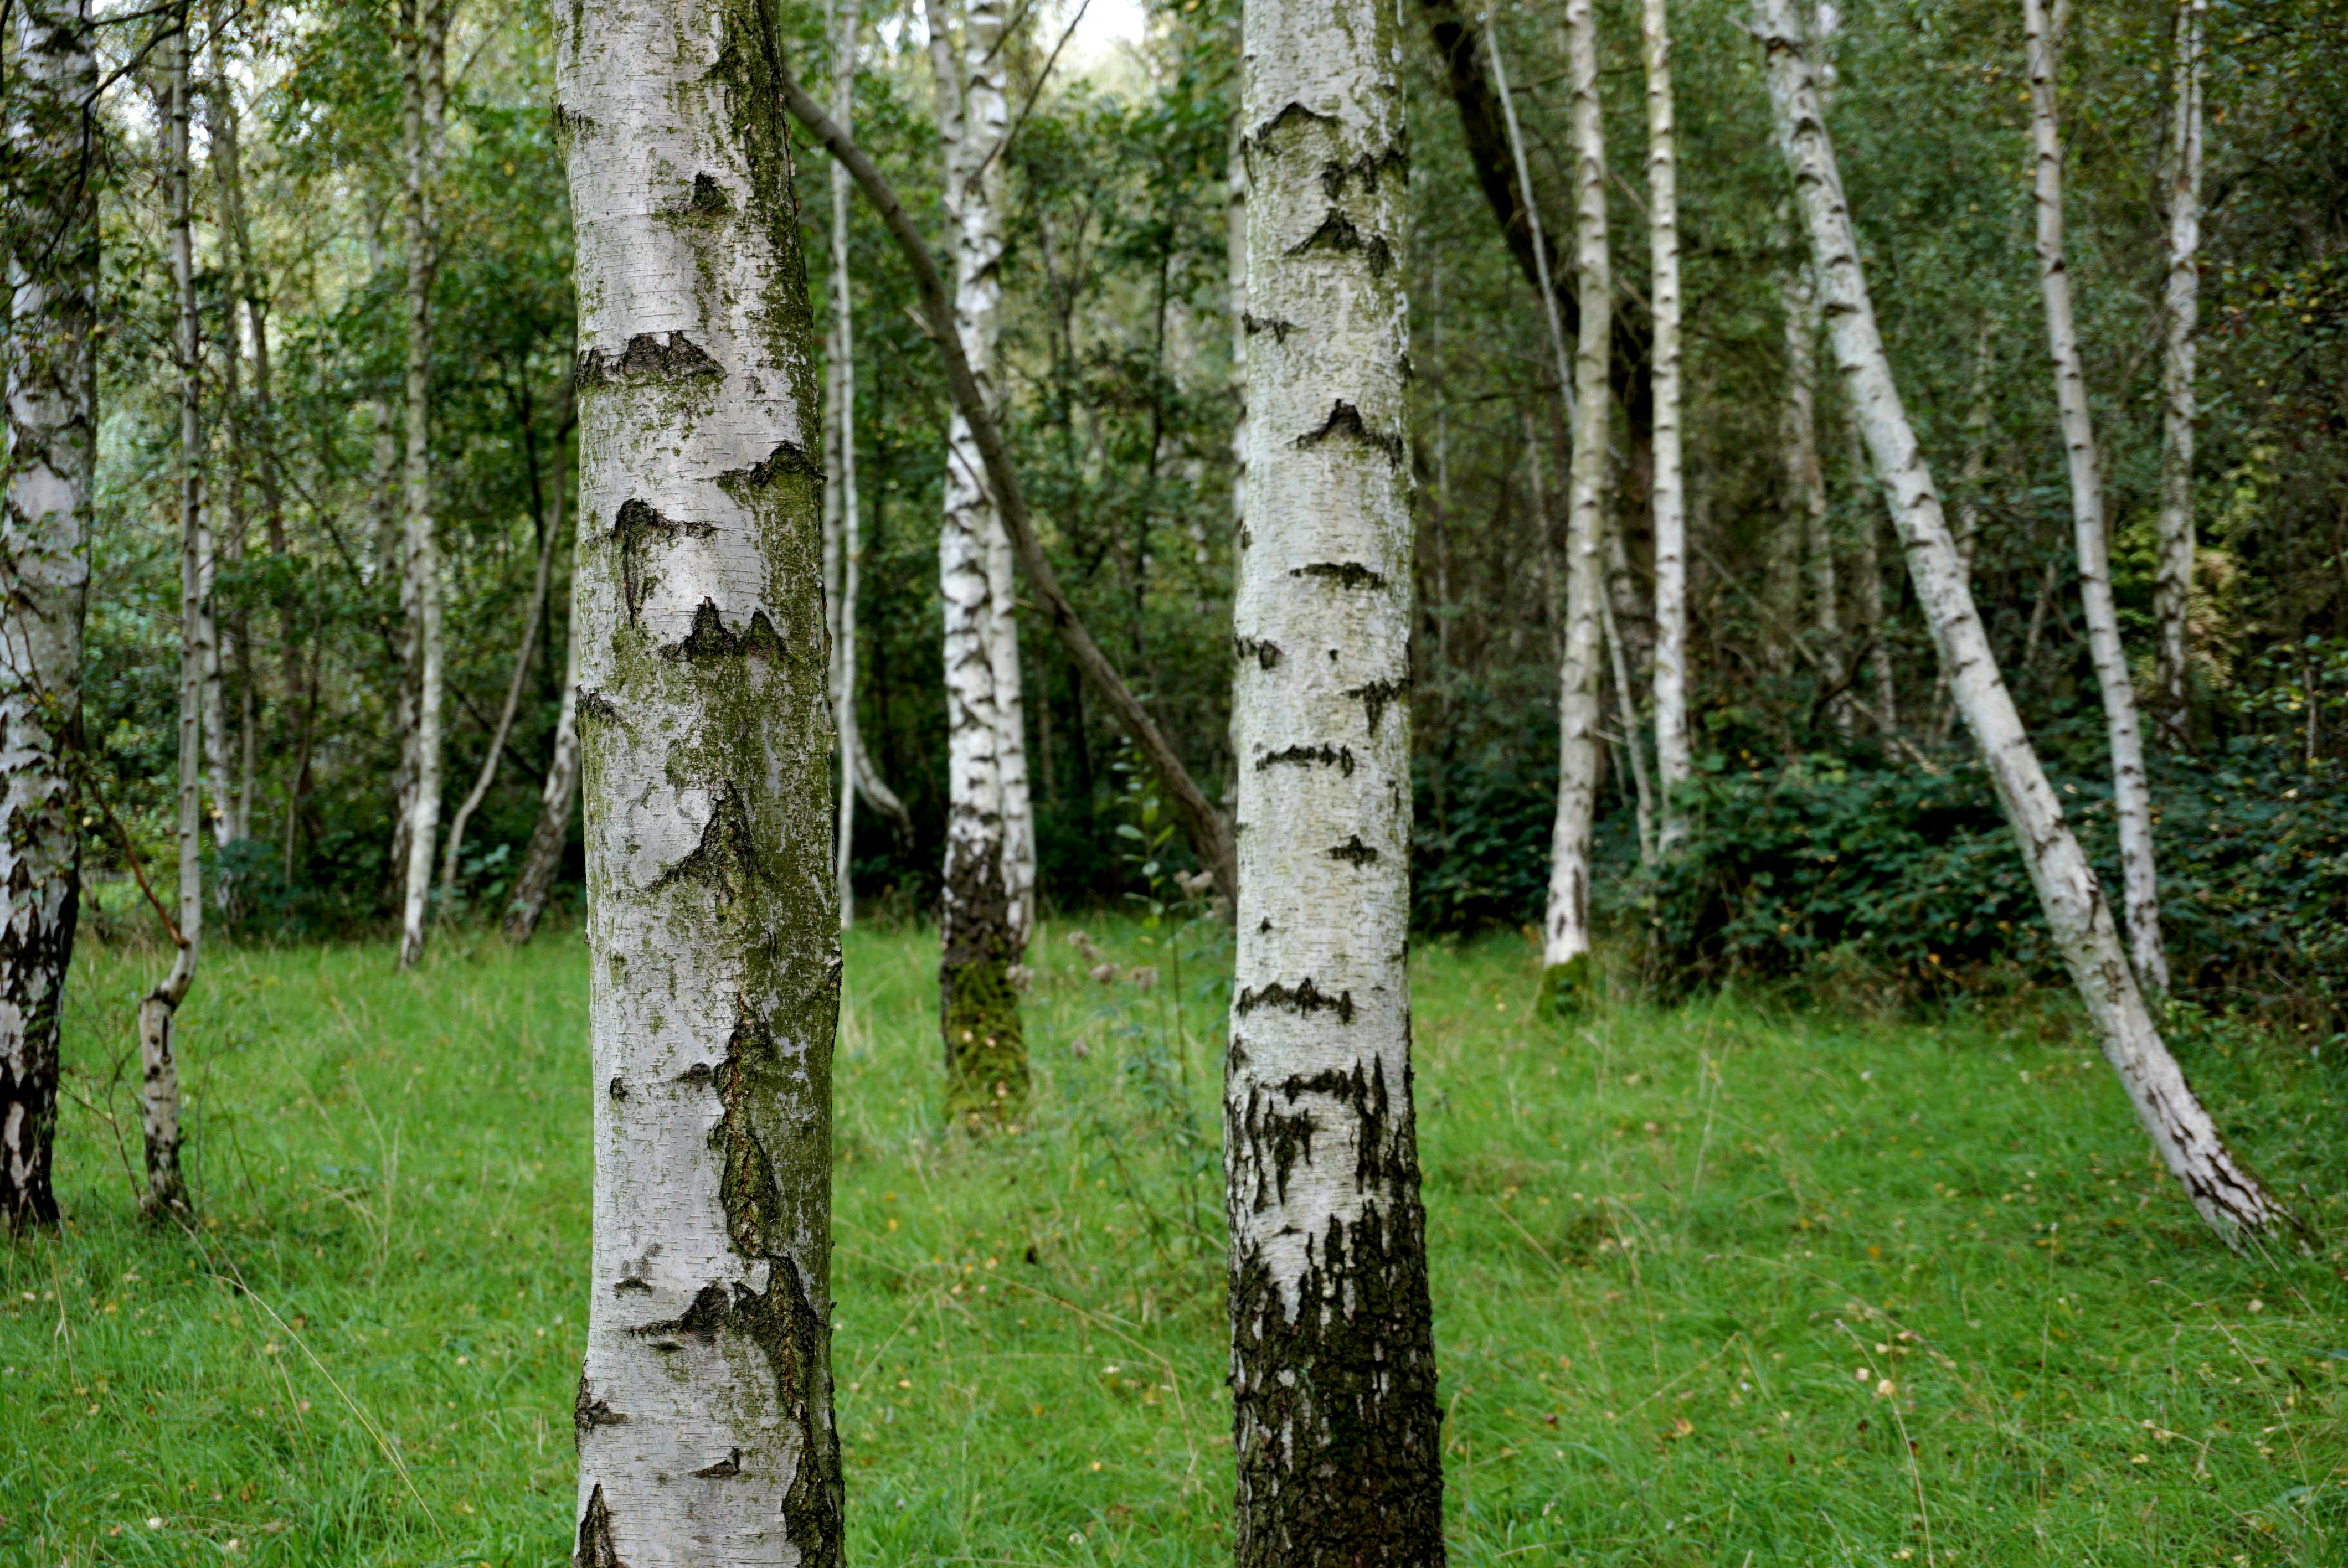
top-left (6, 915), bottom-right (2347, 1565)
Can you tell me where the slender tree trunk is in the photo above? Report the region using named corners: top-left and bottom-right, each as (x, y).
top-left (1757, 0), bottom-right (2292, 1245)
top-left (1228, 116), bottom-right (1248, 626)
top-left (555, 0), bottom-right (845, 1560)
top-left (928, 0), bottom-right (1026, 1123)
top-left (1600, 547), bottom-right (1655, 864)
top-left (439, 434), bottom-right (564, 901)
top-left (1228, 0), bottom-right (1444, 1550)
top-left (1540, 0), bottom-right (1613, 1010)
top-left (825, 0), bottom-right (864, 929)
top-left (1642, 0), bottom-right (1690, 851)
top-left (2153, 0), bottom-right (2204, 746)
top-left (2024, 0), bottom-right (2167, 997)
top-left (502, 583), bottom-right (580, 945)
top-left (1844, 409), bottom-right (1898, 728)
top-left (395, 0), bottom-right (449, 969)
top-left (143, 24), bottom-right (205, 1218)
top-left (1, 0), bottom-right (95, 1231)
top-left (1783, 263), bottom-right (1846, 735)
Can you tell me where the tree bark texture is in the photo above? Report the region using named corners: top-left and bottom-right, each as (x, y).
top-left (1228, 0), bottom-right (1444, 1555)
top-left (2023, 0), bottom-right (2167, 997)
top-left (929, 0), bottom-right (1027, 1124)
top-left (1, 0), bottom-right (95, 1230)
top-left (2153, 0), bottom-right (2203, 745)
top-left (1642, 0), bottom-right (1690, 853)
top-left (1540, 0), bottom-right (1613, 1009)
top-left (1756, 0), bottom-right (2293, 1246)
top-left (555, 0), bottom-right (846, 1561)
top-left (396, 0), bottom-right (449, 969)
top-left (824, 0), bottom-right (863, 930)
top-left (143, 23), bottom-right (205, 1218)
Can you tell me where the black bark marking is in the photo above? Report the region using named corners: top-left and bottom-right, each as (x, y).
top-left (1293, 561), bottom-right (1388, 591)
top-left (1240, 1089), bottom-right (1317, 1206)
top-left (630, 1280), bottom-right (733, 1351)
top-left (713, 440), bottom-right (823, 496)
top-left (679, 172), bottom-right (731, 218)
top-left (1295, 401), bottom-right (1405, 465)
top-left (663, 600), bottom-right (787, 663)
top-left (610, 500), bottom-right (714, 625)
top-left (1249, 100), bottom-right (1339, 149)
top-left (578, 689), bottom-right (619, 726)
top-left (1258, 744), bottom-right (1355, 777)
top-left (0, 862), bottom-right (74, 1229)
top-left (613, 1276), bottom-right (653, 1296)
top-left (553, 104), bottom-right (595, 138)
top-left (575, 332), bottom-right (722, 388)
top-left (1345, 677), bottom-right (1409, 732)
top-left (1328, 835), bottom-right (1379, 866)
top-left (1242, 312), bottom-right (1298, 343)
top-left (607, 1075), bottom-right (628, 1101)
top-left (1227, 1054), bottom-right (1440, 1566)
top-left (575, 1483), bottom-right (624, 1568)
top-left (1320, 147), bottom-right (1410, 200)
top-left (1234, 635), bottom-right (1283, 670)
top-left (1288, 211), bottom-right (1395, 278)
top-left (574, 1375), bottom-right (627, 1432)
top-left (940, 834), bottom-right (1027, 1125)
top-left (1235, 977), bottom-right (1356, 1024)
top-left (650, 782), bottom-right (759, 907)
top-left (691, 1447), bottom-right (743, 1478)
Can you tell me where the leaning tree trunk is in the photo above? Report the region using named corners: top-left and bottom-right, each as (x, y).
top-left (1642, 0), bottom-right (1691, 853)
top-left (2153, 0), bottom-right (2204, 746)
top-left (0, 0), bottom-right (96, 1232)
top-left (2023, 0), bottom-right (2168, 997)
top-left (141, 24), bottom-right (205, 1218)
top-left (554, 0), bottom-right (845, 1561)
top-left (1755, 0), bottom-right (2293, 1246)
top-left (1227, 0), bottom-right (1444, 1551)
top-left (928, 0), bottom-right (1026, 1125)
top-left (502, 584), bottom-right (580, 946)
top-left (395, 0), bottom-right (449, 970)
top-left (1539, 0), bottom-right (1614, 1013)
top-left (823, 0), bottom-right (864, 930)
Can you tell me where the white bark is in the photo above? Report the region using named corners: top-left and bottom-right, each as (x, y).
top-left (1642, 0), bottom-right (1690, 852)
top-left (143, 23), bottom-right (205, 1216)
top-left (825, 0), bottom-right (863, 929)
top-left (1541, 0), bottom-right (1612, 993)
top-left (1757, 0), bottom-right (2292, 1245)
top-left (197, 479), bottom-right (229, 849)
top-left (2024, 0), bottom-right (2167, 997)
top-left (1844, 408), bottom-right (1897, 728)
top-left (1, 0), bottom-right (95, 1229)
top-left (2153, 0), bottom-right (2204, 745)
top-left (1227, 0), bottom-right (1442, 1544)
top-left (556, 0), bottom-right (844, 1557)
top-left (395, 0), bottom-right (449, 969)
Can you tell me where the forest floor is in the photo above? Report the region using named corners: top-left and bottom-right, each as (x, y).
top-left (4, 915), bottom-right (2346, 1566)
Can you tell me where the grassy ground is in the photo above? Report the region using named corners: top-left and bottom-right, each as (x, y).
top-left (4, 913), bottom-right (2346, 1566)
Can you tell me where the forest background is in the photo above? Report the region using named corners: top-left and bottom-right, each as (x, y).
top-left (75, 0), bottom-right (2348, 1024)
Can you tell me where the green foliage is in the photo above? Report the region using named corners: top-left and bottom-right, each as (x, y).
top-left (12, 927), bottom-right (2348, 1564)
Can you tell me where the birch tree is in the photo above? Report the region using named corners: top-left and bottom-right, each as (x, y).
top-left (928, 0), bottom-right (1027, 1123)
top-left (2153, 0), bottom-right (2205, 744)
top-left (2023, 0), bottom-right (2167, 996)
top-left (554, 0), bottom-right (844, 1558)
top-left (395, 0), bottom-right (450, 969)
top-left (824, 0), bottom-right (864, 929)
top-left (1642, 0), bottom-right (1691, 853)
top-left (1781, 263), bottom-right (1845, 732)
top-left (1540, 0), bottom-right (1614, 1011)
top-left (141, 22), bottom-right (206, 1218)
top-left (0, 0), bottom-right (96, 1230)
top-left (1755, 0), bottom-right (2293, 1245)
top-left (1227, 0), bottom-right (1444, 1548)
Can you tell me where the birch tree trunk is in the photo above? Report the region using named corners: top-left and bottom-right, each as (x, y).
top-left (2153, 0), bottom-right (2204, 746)
top-left (1, 0), bottom-right (95, 1231)
top-left (1782, 263), bottom-right (1846, 734)
top-left (1229, 0), bottom-right (1443, 1550)
top-left (1539, 0), bottom-right (1613, 1010)
top-left (142, 24), bottom-right (205, 1218)
top-left (1757, 0), bottom-right (2292, 1245)
top-left (1642, 0), bottom-right (1690, 852)
top-left (555, 0), bottom-right (845, 1560)
top-left (1844, 409), bottom-right (1897, 728)
top-left (503, 576), bottom-right (581, 945)
top-left (2024, 0), bottom-right (2168, 997)
top-left (825, 0), bottom-right (863, 930)
top-left (395, 0), bottom-right (449, 969)
top-left (929, 0), bottom-right (1027, 1123)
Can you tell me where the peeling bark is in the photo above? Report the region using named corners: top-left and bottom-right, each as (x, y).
top-left (1756, 0), bottom-right (2294, 1247)
top-left (2023, 0), bottom-right (2167, 997)
top-left (2153, 0), bottom-right (2204, 745)
top-left (1, 0), bottom-right (95, 1230)
top-left (1228, 0), bottom-right (1444, 1557)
